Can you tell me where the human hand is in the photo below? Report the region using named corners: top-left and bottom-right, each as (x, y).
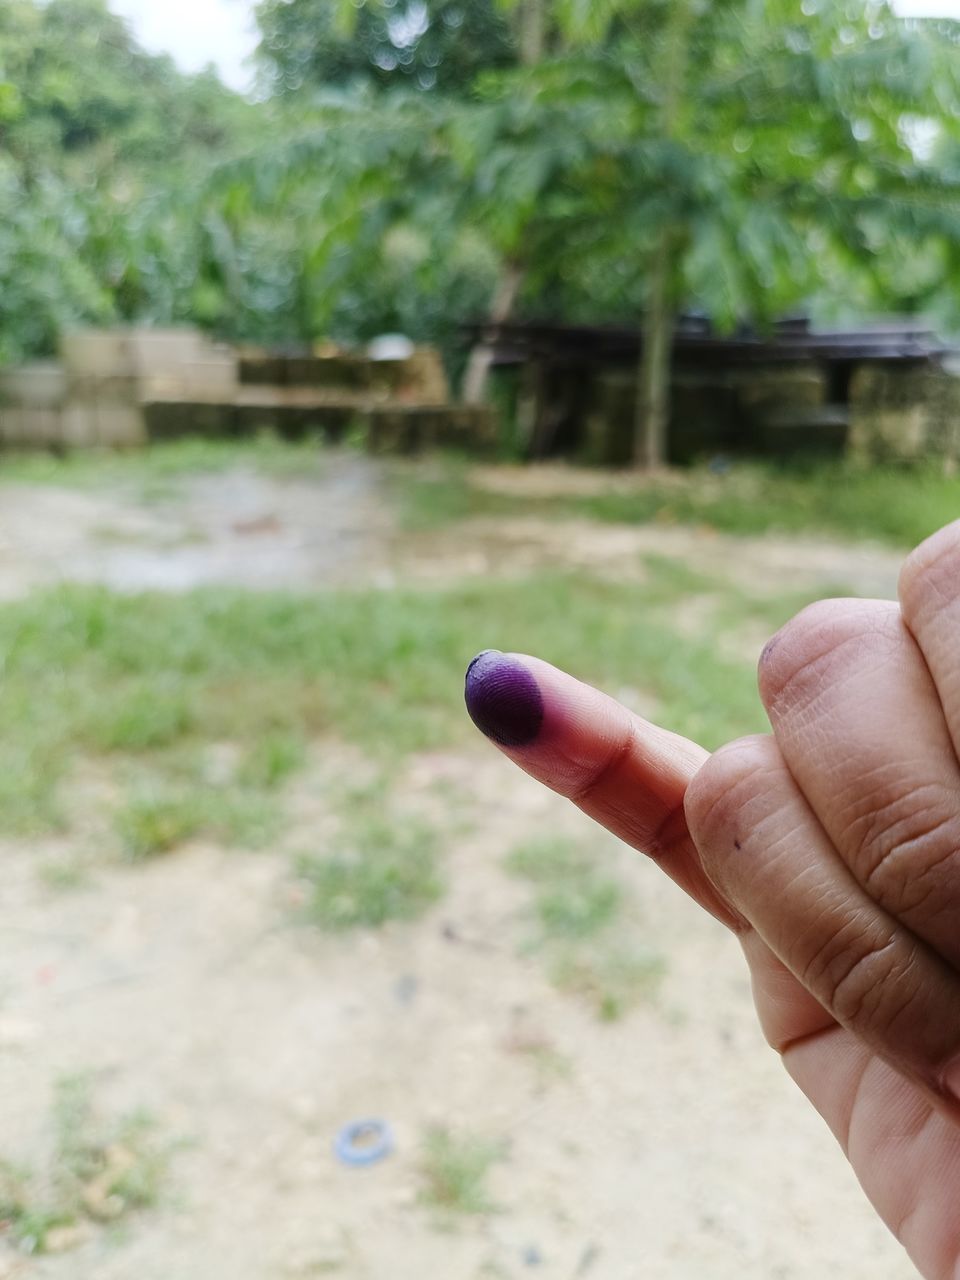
top-left (465, 518), bottom-right (960, 1280)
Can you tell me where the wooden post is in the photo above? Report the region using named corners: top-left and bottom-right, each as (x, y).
top-left (633, 0), bottom-right (694, 468)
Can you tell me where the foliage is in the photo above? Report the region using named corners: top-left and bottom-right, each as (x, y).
top-left (0, 0), bottom-right (243, 169)
top-left (3, 0), bottom-right (960, 379)
top-left (0, 0), bottom-right (255, 361)
top-left (255, 0), bottom-right (517, 96)
top-left (476, 0), bottom-right (960, 331)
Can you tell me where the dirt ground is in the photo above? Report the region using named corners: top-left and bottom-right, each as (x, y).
top-left (0, 456), bottom-right (914, 1278)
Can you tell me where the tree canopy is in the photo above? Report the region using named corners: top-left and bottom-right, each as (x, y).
top-left (2, 0), bottom-right (960, 463)
top-left (255, 0), bottom-right (518, 95)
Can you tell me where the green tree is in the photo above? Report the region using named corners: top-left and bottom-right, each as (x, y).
top-left (255, 0), bottom-right (517, 96)
top-left (0, 0), bottom-right (253, 361)
top-left (477, 0), bottom-right (960, 464)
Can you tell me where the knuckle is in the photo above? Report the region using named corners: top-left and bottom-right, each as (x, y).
top-left (801, 923), bottom-right (901, 1029)
top-left (899, 519), bottom-right (960, 624)
top-left (684, 735), bottom-right (777, 852)
top-left (757, 598), bottom-right (899, 714)
top-left (856, 783), bottom-right (960, 915)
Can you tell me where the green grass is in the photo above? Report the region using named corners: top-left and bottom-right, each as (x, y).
top-left (506, 837), bottom-right (621, 941)
top-left (0, 433), bottom-right (326, 495)
top-left (418, 1127), bottom-right (505, 1216)
top-left (0, 1075), bottom-right (174, 1254)
top-left (237, 731), bottom-right (306, 790)
top-left (114, 779), bottom-right (280, 860)
top-left (295, 813), bottom-right (442, 929)
top-left (400, 456), bottom-right (960, 548)
top-left (506, 835), bottom-right (665, 1020)
top-left (0, 557), bottom-right (783, 840)
top-left (536, 879), bottom-right (622, 940)
top-left (551, 946), bottom-right (666, 1023)
top-left (505, 836), bottom-right (590, 884)
top-left (3, 437), bottom-right (957, 546)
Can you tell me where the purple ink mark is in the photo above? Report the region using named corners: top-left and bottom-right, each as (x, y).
top-left (465, 650), bottom-right (544, 748)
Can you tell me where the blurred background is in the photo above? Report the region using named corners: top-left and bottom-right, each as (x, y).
top-left (0, 1), bottom-right (959, 1276)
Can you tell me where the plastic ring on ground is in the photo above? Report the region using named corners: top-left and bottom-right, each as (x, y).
top-left (334, 1118), bottom-right (394, 1167)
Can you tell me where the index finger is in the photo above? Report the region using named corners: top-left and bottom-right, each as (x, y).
top-left (464, 649), bottom-right (738, 928)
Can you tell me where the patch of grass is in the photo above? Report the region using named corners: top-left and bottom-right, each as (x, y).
top-left (113, 787), bottom-right (206, 859)
top-left (0, 433), bottom-right (326, 493)
top-left (505, 836), bottom-right (588, 884)
top-left (0, 744), bottom-right (66, 834)
top-left (536, 879), bottom-right (622, 940)
top-left (0, 1075), bottom-right (174, 1255)
top-left (295, 814), bottom-right (442, 929)
top-left (237, 731), bottom-right (306, 791)
top-left (574, 461), bottom-right (960, 548)
top-left (506, 835), bottom-right (665, 1020)
top-left (551, 945), bottom-right (666, 1022)
top-left (418, 1127), bottom-right (505, 1216)
top-left (0, 554), bottom-right (814, 837)
top-left (398, 456), bottom-right (960, 549)
top-left (506, 837), bottom-right (621, 942)
top-left (82, 678), bottom-right (196, 752)
top-left (38, 855), bottom-right (92, 892)
top-left (394, 459), bottom-right (518, 531)
top-left (114, 781), bottom-right (280, 860)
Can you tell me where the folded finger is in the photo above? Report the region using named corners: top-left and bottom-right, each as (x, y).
top-left (900, 519), bottom-right (960, 765)
top-left (684, 732), bottom-right (960, 1106)
top-left (758, 597), bottom-right (960, 970)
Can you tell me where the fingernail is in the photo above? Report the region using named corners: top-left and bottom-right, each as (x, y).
top-left (464, 650), bottom-right (544, 748)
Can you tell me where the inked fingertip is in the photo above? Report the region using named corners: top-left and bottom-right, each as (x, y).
top-left (464, 650), bottom-right (544, 748)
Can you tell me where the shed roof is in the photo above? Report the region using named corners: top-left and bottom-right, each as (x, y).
top-left (464, 316), bottom-right (955, 367)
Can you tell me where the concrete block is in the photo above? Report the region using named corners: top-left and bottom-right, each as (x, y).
top-left (0, 407), bottom-right (63, 445)
top-left (579, 371), bottom-right (635, 465)
top-left (61, 328), bottom-right (209, 381)
top-left (849, 364), bottom-right (960, 462)
top-left (0, 408), bottom-right (27, 442)
top-left (62, 404), bottom-right (99, 447)
top-left (61, 330), bottom-right (131, 377)
top-left (731, 363), bottom-right (827, 428)
top-left (179, 358), bottom-right (237, 400)
top-left (144, 401), bottom-right (235, 440)
top-left (95, 404), bottom-right (146, 446)
top-left (0, 362), bottom-right (67, 408)
top-left (239, 355), bottom-right (287, 386)
top-left (123, 328), bottom-right (208, 375)
top-left (399, 348), bottom-right (449, 404)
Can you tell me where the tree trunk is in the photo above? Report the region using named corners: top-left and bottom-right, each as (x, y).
top-left (519, 0), bottom-right (545, 65)
top-left (460, 0), bottom-right (544, 407)
top-left (633, 0), bottom-right (693, 467)
top-left (635, 235), bottom-right (675, 469)
top-left (461, 262), bottom-right (524, 406)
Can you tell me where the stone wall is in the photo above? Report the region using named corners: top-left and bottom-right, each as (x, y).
top-left (0, 329), bottom-right (236, 448)
top-left (576, 361), bottom-right (841, 464)
top-left (0, 329), bottom-right (486, 455)
top-left (848, 363), bottom-right (960, 464)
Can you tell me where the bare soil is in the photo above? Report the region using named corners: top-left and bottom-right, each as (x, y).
top-left (0, 458), bottom-right (913, 1278)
